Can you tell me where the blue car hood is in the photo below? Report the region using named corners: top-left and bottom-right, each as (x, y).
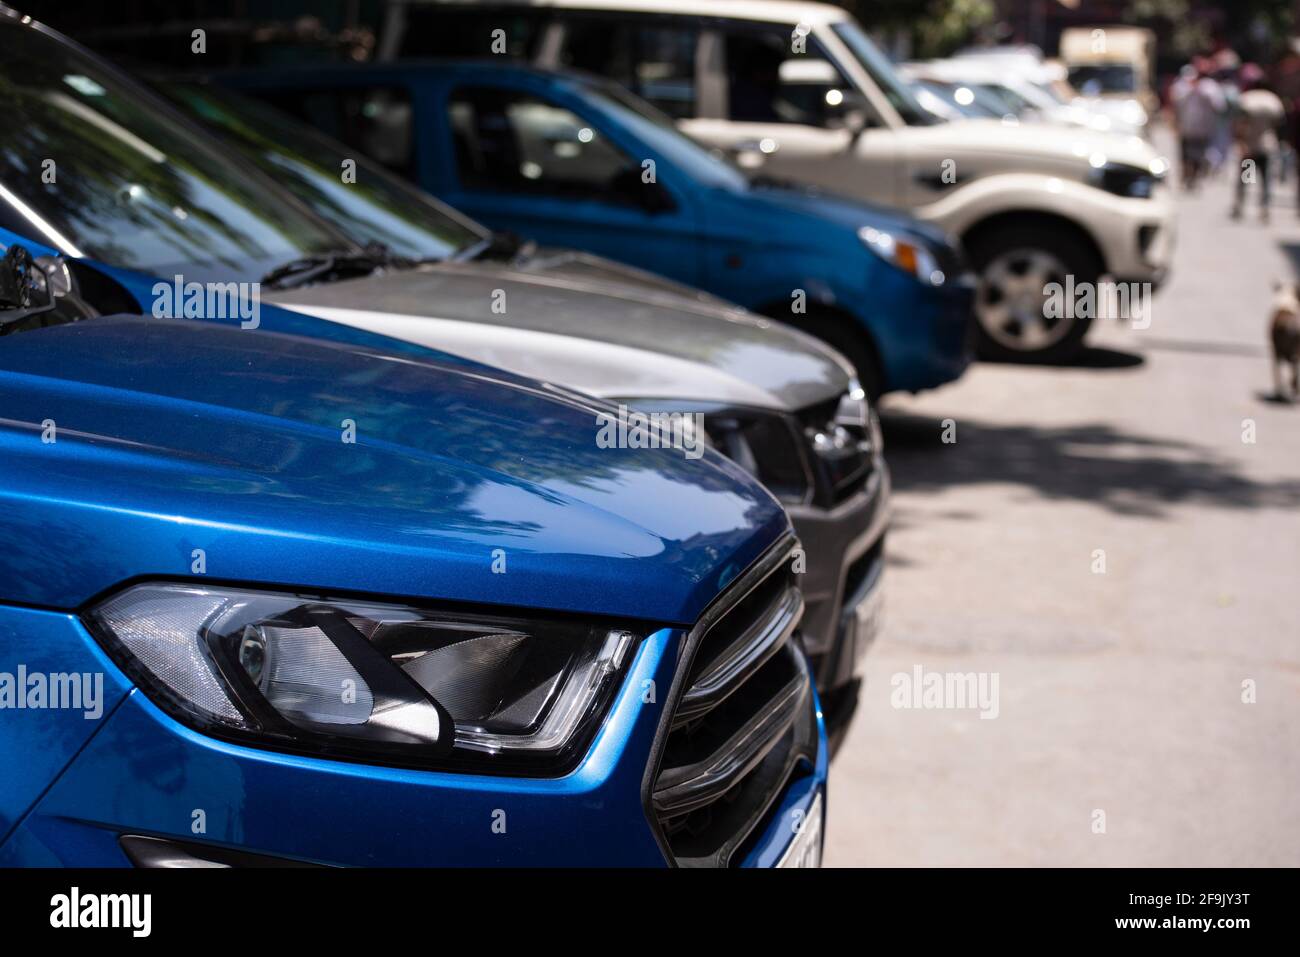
top-left (742, 180), bottom-right (955, 248)
top-left (0, 315), bottom-right (787, 622)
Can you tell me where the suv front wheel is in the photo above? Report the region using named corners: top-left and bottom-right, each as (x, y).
top-left (968, 224), bottom-right (1100, 362)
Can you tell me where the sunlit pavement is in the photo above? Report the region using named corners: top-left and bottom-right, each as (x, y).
top-left (825, 131), bottom-right (1300, 866)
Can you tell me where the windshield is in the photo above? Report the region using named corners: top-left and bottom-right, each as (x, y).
top-left (581, 80), bottom-right (750, 192)
top-left (163, 82), bottom-right (487, 262)
top-left (978, 83), bottom-right (1032, 115)
top-left (830, 20), bottom-right (938, 126)
top-left (0, 19), bottom-right (353, 283)
top-left (1068, 64), bottom-right (1137, 95)
top-left (917, 80), bottom-right (1000, 119)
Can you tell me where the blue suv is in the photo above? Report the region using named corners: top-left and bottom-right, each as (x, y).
top-left (0, 224), bottom-right (826, 867)
top-left (223, 61), bottom-right (974, 398)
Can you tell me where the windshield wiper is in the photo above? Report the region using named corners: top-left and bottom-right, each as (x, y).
top-left (452, 230), bottom-right (537, 264)
top-left (260, 243), bottom-right (401, 291)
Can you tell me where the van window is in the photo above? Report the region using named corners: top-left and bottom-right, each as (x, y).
top-left (256, 86), bottom-right (417, 179)
top-left (558, 18), bottom-right (699, 119)
top-left (1067, 64), bottom-right (1138, 95)
top-left (449, 86), bottom-right (641, 204)
top-left (721, 28), bottom-right (851, 127)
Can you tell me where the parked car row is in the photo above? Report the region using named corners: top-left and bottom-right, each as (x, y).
top-left (368, 0), bottom-right (1176, 362)
top-left (0, 0), bottom-right (1176, 868)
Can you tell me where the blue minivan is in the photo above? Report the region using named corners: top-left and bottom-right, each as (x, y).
top-left (0, 220), bottom-right (826, 867)
top-left (225, 61), bottom-right (974, 398)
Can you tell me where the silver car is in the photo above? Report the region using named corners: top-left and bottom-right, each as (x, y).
top-left (166, 80), bottom-right (889, 746)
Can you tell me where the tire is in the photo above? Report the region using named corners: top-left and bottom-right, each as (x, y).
top-left (771, 308), bottom-right (886, 401)
top-left (967, 223), bottom-right (1100, 363)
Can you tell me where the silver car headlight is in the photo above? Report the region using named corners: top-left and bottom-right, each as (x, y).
top-left (88, 583), bottom-right (639, 774)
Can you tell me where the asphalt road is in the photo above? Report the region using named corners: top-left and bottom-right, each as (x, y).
top-left (825, 135), bottom-right (1300, 867)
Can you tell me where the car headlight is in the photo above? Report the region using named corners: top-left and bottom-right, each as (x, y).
top-left (837, 379), bottom-right (869, 426)
top-left (1089, 161), bottom-right (1160, 198)
top-left (87, 583), bottom-right (639, 774)
top-left (858, 226), bottom-right (946, 286)
top-left (839, 381), bottom-right (884, 454)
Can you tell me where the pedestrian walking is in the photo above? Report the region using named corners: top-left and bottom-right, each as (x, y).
top-left (1172, 59), bottom-right (1226, 191)
top-left (1231, 64), bottom-right (1286, 223)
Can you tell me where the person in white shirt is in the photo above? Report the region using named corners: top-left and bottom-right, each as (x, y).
top-left (1232, 64), bottom-right (1286, 223)
top-left (1172, 59), bottom-right (1227, 191)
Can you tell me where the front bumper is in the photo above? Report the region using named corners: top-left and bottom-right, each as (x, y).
top-left (788, 460), bottom-right (889, 722)
top-left (872, 275), bottom-right (975, 394)
top-left (1098, 183), bottom-right (1177, 284)
top-left (0, 594), bottom-right (827, 867)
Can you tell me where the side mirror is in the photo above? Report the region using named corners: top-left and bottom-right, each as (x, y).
top-left (827, 90), bottom-right (870, 136)
top-left (0, 245), bottom-right (81, 328)
top-left (609, 168), bottom-right (676, 214)
top-left (640, 179), bottom-right (676, 214)
top-left (838, 105), bottom-right (868, 136)
top-left (0, 244), bottom-right (54, 325)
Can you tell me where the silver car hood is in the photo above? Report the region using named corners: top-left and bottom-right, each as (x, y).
top-left (269, 250), bottom-right (852, 412)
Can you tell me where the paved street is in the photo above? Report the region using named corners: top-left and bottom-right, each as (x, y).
top-left (826, 135), bottom-right (1300, 866)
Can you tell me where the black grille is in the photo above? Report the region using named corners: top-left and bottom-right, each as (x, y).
top-left (649, 540), bottom-right (819, 867)
top-left (703, 411), bottom-right (811, 504)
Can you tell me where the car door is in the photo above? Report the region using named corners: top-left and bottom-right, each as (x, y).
top-left (679, 22), bottom-right (898, 206)
top-left (434, 81), bottom-right (704, 289)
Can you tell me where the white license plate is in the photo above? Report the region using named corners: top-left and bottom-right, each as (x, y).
top-left (777, 792), bottom-right (824, 868)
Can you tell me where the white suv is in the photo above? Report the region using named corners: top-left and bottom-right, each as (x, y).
top-left (381, 0), bottom-right (1177, 361)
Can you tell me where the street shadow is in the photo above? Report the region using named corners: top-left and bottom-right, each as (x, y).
top-left (1141, 337), bottom-right (1269, 358)
top-left (880, 410), bottom-right (1300, 519)
top-left (978, 344), bottom-right (1145, 370)
top-left (1276, 242), bottom-right (1300, 279)
top-left (1256, 390), bottom-right (1298, 407)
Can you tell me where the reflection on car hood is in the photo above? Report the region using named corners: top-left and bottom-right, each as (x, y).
top-left (746, 179), bottom-right (956, 248)
top-left (0, 316), bottom-right (787, 620)
top-left (908, 117), bottom-right (1159, 170)
top-left (270, 250), bottom-right (852, 411)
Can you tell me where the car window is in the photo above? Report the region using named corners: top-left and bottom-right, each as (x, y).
top-left (449, 86), bottom-right (642, 205)
top-left (829, 20), bottom-right (939, 126)
top-left (915, 79), bottom-right (998, 119)
top-left (981, 83), bottom-right (1032, 114)
top-left (165, 82), bottom-right (485, 261)
top-left (256, 85), bottom-right (417, 179)
top-left (397, 7), bottom-right (548, 58)
top-left (0, 20), bottom-right (349, 284)
top-left (721, 27), bottom-right (854, 127)
top-left (558, 17), bottom-right (699, 119)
